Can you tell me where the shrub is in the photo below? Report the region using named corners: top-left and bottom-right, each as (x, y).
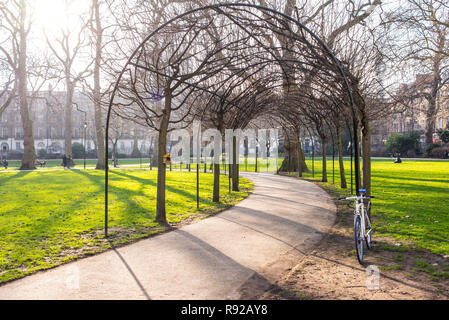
top-left (406, 149), bottom-right (417, 158)
top-left (37, 149), bottom-right (47, 158)
top-left (437, 126), bottom-right (449, 144)
top-left (386, 131), bottom-right (421, 156)
top-left (425, 143), bottom-right (442, 157)
top-left (71, 142), bottom-right (85, 159)
top-left (430, 146), bottom-right (449, 159)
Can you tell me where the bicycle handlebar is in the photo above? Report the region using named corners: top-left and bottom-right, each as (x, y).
top-left (337, 195), bottom-right (376, 201)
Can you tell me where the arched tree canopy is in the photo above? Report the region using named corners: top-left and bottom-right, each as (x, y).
top-left (105, 2), bottom-right (362, 234)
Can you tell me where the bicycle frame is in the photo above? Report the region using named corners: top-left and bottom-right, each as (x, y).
top-left (355, 197), bottom-right (366, 238)
top-left (343, 195), bottom-right (371, 239)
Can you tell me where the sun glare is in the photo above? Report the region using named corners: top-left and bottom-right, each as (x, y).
top-left (33, 0), bottom-right (69, 34)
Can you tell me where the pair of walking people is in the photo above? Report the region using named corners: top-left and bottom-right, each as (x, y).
top-left (62, 154), bottom-right (74, 169)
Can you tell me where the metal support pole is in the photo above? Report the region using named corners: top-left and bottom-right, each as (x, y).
top-left (83, 121), bottom-right (87, 170)
top-left (312, 137), bottom-right (315, 179)
top-left (196, 131), bottom-right (200, 209)
top-left (196, 164), bottom-right (199, 209)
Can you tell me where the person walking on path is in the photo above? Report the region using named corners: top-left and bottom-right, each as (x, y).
top-left (62, 154), bottom-right (67, 169)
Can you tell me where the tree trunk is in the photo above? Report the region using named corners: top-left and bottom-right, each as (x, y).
top-left (131, 136), bottom-right (140, 158)
top-left (155, 93), bottom-right (171, 225)
top-left (296, 142), bottom-right (303, 177)
top-left (361, 122), bottom-right (372, 196)
top-left (321, 135), bottom-right (328, 182)
top-left (212, 121), bottom-right (224, 202)
top-left (425, 96), bottom-right (437, 145)
top-left (279, 133), bottom-right (309, 173)
top-left (64, 80), bottom-right (74, 157)
top-left (150, 135), bottom-right (158, 167)
top-left (232, 136), bottom-right (239, 191)
top-left (337, 126), bottom-right (347, 189)
top-left (112, 140), bottom-right (118, 167)
top-left (18, 1), bottom-right (35, 171)
top-left (93, 0), bottom-right (105, 170)
top-left (213, 163), bottom-right (220, 202)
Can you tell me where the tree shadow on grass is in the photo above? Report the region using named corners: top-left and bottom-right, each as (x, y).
top-left (110, 169), bottom-right (217, 207)
top-left (0, 171), bottom-right (32, 185)
top-left (71, 170), bottom-right (156, 224)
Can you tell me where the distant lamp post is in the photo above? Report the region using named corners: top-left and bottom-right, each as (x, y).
top-left (83, 122), bottom-right (87, 170)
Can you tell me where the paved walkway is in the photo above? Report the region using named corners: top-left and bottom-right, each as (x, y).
top-left (0, 172), bottom-right (336, 300)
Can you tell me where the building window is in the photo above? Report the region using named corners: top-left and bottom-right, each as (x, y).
top-left (38, 127), bottom-right (46, 138)
top-left (16, 142), bottom-right (21, 150)
top-left (15, 128), bottom-right (23, 138)
top-left (1, 142), bottom-right (8, 152)
top-left (0, 127), bottom-right (7, 138)
top-left (393, 123), bottom-right (399, 133)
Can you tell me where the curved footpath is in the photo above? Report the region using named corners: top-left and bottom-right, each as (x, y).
top-left (0, 172), bottom-right (336, 300)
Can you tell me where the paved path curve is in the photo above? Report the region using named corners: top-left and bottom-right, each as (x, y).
top-left (0, 172), bottom-right (336, 300)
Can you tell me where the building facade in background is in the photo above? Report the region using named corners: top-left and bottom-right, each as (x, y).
top-left (0, 91), bottom-right (154, 159)
top-left (371, 75), bottom-right (449, 155)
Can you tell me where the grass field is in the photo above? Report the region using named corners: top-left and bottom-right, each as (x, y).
top-left (1, 156), bottom-right (284, 172)
top-left (0, 169), bottom-right (253, 283)
top-left (0, 158), bottom-right (148, 170)
top-left (291, 157), bottom-right (449, 256)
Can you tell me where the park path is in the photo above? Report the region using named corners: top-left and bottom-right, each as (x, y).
top-left (0, 172), bottom-right (336, 300)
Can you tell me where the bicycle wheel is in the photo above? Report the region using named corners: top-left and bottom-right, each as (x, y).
top-left (354, 215), bottom-right (364, 264)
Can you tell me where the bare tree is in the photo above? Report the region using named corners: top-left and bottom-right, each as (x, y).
top-left (44, 0), bottom-right (92, 158)
top-left (86, 0), bottom-right (107, 170)
top-left (0, 59), bottom-right (16, 115)
top-left (0, 0), bottom-right (36, 170)
top-left (388, 0), bottom-right (449, 145)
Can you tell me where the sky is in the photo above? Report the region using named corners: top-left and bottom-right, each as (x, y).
top-left (29, 0), bottom-right (93, 91)
top-left (32, 0), bottom-right (91, 35)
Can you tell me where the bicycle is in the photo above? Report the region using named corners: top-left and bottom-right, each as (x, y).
top-left (338, 189), bottom-right (375, 264)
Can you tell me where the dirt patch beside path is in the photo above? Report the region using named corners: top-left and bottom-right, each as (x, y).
top-left (255, 180), bottom-right (449, 300)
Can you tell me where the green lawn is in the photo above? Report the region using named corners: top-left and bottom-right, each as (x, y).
top-left (0, 169), bottom-right (253, 283)
top-left (291, 157), bottom-right (449, 255)
top-left (163, 156), bottom-right (283, 174)
top-left (1, 158), bottom-right (148, 170)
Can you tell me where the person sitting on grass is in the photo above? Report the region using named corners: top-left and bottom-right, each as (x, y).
top-left (2, 159), bottom-right (8, 169)
top-left (394, 153), bottom-right (402, 163)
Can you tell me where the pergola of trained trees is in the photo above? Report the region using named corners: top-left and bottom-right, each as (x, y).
top-left (106, 3), bottom-right (367, 228)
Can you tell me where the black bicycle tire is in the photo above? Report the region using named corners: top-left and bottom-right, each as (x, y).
top-left (354, 215), bottom-right (364, 264)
